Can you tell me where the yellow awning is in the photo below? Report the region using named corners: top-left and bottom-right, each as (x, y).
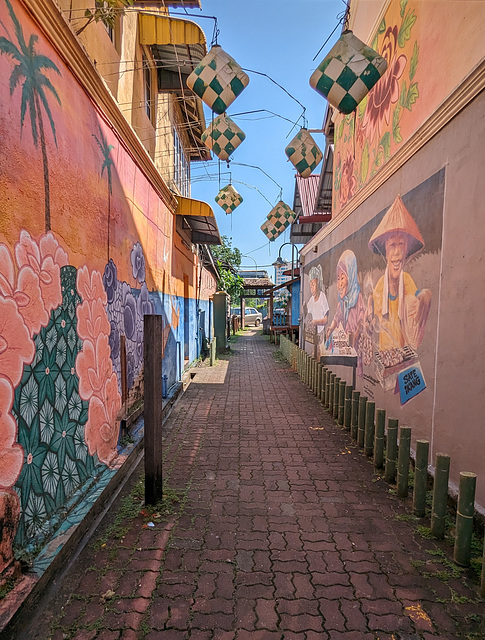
top-left (176, 197), bottom-right (221, 245)
top-left (139, 13), bottom-right (206, 47)
top-left (176, 196), bottom-right (214, 218)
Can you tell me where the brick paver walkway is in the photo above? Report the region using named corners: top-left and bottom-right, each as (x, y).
top-left (17, 330), bottom-right (483, 639)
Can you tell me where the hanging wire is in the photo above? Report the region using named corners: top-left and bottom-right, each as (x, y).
top-left (312, 0), bottom-right (351, 62)
top-left (241, 68), bottom-right (307, 128)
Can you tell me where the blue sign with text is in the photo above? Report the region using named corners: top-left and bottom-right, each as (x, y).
top-left (398, 365), bottom-right (426, 404)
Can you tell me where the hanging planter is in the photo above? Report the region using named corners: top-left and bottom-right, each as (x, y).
top-left (187, 45), bottom-right (250, 114)
top-left (285, 129), bottom-right (323, 178)
top-left (309, 30), bottom-right (388, 115)
top-left (201, 113), bottom-right (246, 161)
top-left (215, 184), bottom-right (243, 214)
top-left (261, 219), bottom-right (279, 242)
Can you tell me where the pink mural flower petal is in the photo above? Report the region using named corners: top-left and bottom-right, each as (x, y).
top-left (0, 298), bottom-right (35, 387)
top-left (15, 230), bottom-right (41, 273)
top-left (37, 255), bottom-right (62, 314)
top-left (0, 245), bottom-right (15, 296)
top-left (77, 266), bottom-right (107, 305)
top-left (15, 266), bottom-right (49, 335)
top-left (76, 338), bottom-right (97, 400)
top-left (0, 377), bottom-right (23, 489)
top-left (39, 231), bottom-right (68, 268)
top-left (85, 393), bottom-right (119, 466)
top-left (76, 299), bottom-right (110, 342)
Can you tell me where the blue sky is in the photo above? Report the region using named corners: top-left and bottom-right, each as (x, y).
top-left (179, 0), bottom-right (344, 274)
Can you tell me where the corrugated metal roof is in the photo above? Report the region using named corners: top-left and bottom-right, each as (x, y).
top-left (294, 174), bottom-right (320, 217)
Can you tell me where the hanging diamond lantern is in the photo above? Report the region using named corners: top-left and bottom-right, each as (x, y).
top-left (285, 129), bottom-right (323, 178)
top-left (187, 45), bottom-right (250, 114)
top-left (267, 200), bottom-right (297, 229)
top-left (215, 184), bottom-right (243, 214)
top-left (261, 219), bottom-right (279, 242)
top-left (201, 113), bottom-right (246, 161)
top-left (261, 201), bottom-right (297, 241)
top-left (309, 30), bottom-right (388, 115)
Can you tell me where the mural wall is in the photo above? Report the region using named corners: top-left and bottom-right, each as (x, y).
top-left (303, 170), bottom-right (443, 410)
top-left (0, 0), bottom-right (215, 573)
top-left (333, 0), bottom-right (485, 213)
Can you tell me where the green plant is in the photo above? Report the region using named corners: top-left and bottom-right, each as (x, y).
top-left (415, 525), bottom-right (433, 539)
top-left (75, 0), bottom-right (134, 36)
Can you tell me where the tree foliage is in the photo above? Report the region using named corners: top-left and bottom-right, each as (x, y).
top-left (76, 0), bottom-right (134, 36)
top-left (211, 235), bottom-right (242, 270)
top-left (216, 262), bottom-right (244, 304)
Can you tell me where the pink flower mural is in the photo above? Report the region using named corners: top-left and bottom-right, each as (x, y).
top-left (0, 297), bottom-right (35, 388)
top-left (361, 26), bottom-right (407, 144)
top-left (75, 265), bottom-right (121, 465)
top-left (339, 151), bottom-right (357, 208)
top-left (85, 373), bottom-right (121, 466)
top-left (0, 377), bottom-right (23, 489)
top-left (15, 230), bottom-right (64, 316)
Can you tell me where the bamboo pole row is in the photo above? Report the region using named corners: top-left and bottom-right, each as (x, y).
top-left (278, 336), bottom-right (483, 592)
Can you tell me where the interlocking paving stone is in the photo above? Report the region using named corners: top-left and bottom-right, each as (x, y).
top-left (18, 330), bottom-right (484, 639)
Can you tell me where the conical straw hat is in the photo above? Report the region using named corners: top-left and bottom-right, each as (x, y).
top-left (368, 195), bottom-right (424, 259)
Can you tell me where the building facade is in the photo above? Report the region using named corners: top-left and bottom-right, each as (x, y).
top-left (300, 0), bottom-right (485, 510)
top-left (0, 0), bottom-right (219, 602)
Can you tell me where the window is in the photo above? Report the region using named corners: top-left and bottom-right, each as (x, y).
top-left (143, 55), bottom-right (152, 121)
top-left (173, 128), bottom-right (190, 197)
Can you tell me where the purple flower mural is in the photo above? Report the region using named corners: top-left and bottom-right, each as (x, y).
top-left (103, 243), bottom-right (155, 395)
top-left (131, 242), bottom-right (145, 284)
top-left (103, 259), bottom-right (118, 304)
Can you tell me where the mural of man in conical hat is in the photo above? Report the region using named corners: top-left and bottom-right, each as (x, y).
top-left (367, 195), bottom-right (431, 353)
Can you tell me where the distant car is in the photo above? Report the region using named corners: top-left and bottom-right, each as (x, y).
top-left (232, 306), bottom-right (263, 327)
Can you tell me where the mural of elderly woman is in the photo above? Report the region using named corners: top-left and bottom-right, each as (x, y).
top-left (304, 264), bottom-right (329, 357)
top-left (326, 249), bottom-right (365, 349)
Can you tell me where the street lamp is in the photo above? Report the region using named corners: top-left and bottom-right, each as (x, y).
top-left (272, 242), bottom-right (300, 280)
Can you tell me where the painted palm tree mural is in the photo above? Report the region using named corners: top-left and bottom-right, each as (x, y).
top-left (93, 127), bottom-right (114, 262)
top-left (0, 0), bottom-right (61, 232)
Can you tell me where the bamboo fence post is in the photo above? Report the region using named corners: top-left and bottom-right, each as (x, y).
top-left (325, 370), bottom-right (331, 408)
top-left (357, 396), bottom-right (367, 448)
top-left (374, 409), bottom-right (386, 470)
top-left (454, 472), bottom-right (477, 567)
top-left (313, 360), bottom-right (318, 394)
top-left (413, 440), bottom-right (429, 517)
top-left (333, 377), bottom-right (340, 419)
top-left (481, 539), bottom-right (485, 598)
top-left (431, 453), bottom-right (450, 539)
top-left (397, 426), bottom-right (411, 498)
top-left (317, 364), bottom-right (323, 400)
top-left (344, 385), bottom-right (353, 430)
top-left (364, 401), bottom-right (375, 457)
top-left (351, 390), bottom-right (360, 441)
top-left (329, 374), bottom-right (336, 414)
top-left (338, 381), bottom-right (345, 425)
top-left (385, 418), bottom-right (399, 483)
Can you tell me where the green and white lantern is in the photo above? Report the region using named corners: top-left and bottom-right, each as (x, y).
top-left (285, 129), bottom-right (323, 178)
top-left (201, 113), bottom-right (246, 161)
top-left (215, 184), bottom-right (243, 214)
top-left (309, 30), bottom-right (388, 115)
top-left (261, 200), bottom-right (297, 241)
top-left (261, 219), bottom-right (279, 242)
top-left (187, 45), bottom-right (250, 114)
